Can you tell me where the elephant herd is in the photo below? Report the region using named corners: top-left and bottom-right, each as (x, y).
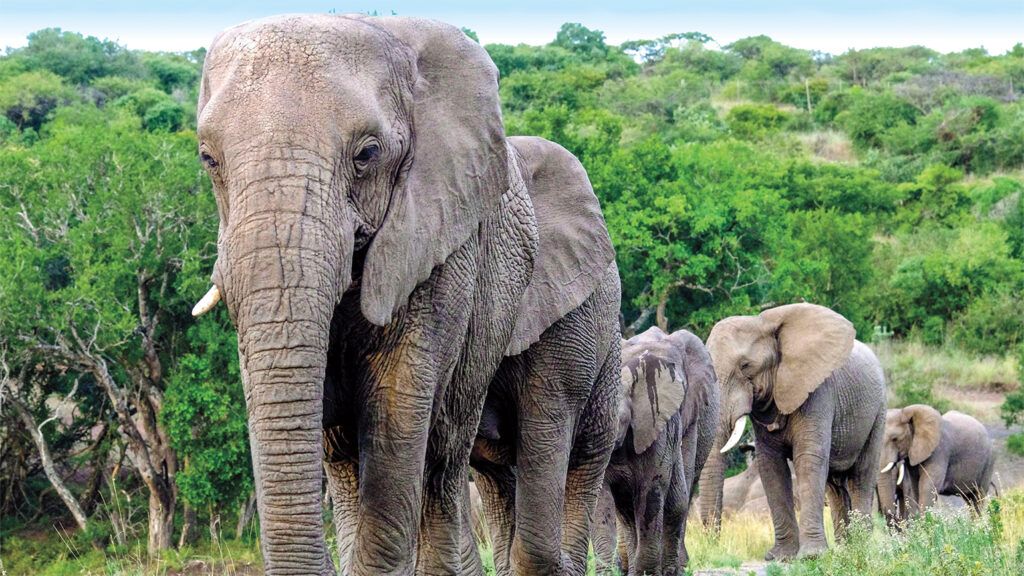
top-left (187, 14), bottom-right (998, 576)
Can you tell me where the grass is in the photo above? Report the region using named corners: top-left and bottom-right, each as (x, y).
top-left (874, 339), bottom-right (1020, 394)
top-left (4, 494), bottom-right (1023, 575)
top-left (794, 130), bottom-right (857, 164)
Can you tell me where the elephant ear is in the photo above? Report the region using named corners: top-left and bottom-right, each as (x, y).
top-left (627, 351), bottom-right (686, 454)
top-left (759, 303), bottom-right (855, 415)
top-left (904, 404), bottom-right (942, 465)
top-left (504, 136), bottom-right (616, 355)
top-left (356, 17), bottom-right (508, 325)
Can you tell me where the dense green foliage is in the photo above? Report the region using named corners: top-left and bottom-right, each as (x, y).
top-left (0, 22), bottom-right (1021, 572)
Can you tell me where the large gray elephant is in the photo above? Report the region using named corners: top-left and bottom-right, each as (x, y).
top-left (592, 327), bottom-right (719, 575)
top-left (192, 14), bottom-right (619, 575)
top-left (699, 303), bottom-right (886, 560)
top-left (876, 405), bottom-right (995, 520)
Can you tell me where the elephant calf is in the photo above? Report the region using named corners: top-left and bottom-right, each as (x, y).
top-left (877, 405), bottom-right (996, 521)
top-left (594, 327), bottom-right (719, 576)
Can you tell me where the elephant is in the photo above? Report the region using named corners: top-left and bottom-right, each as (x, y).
top-left (876, 405), bottom-right (996, 521)
top-left (592, 327), bottom-right (719, 575)
top-left (699, 303), bottom-right (886, 560)
top-left (192, 14), bottom-right (619, 575)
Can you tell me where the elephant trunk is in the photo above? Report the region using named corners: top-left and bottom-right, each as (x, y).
top-left (223, 158), bottom-right (352, 575)
top-left (877, 467), bottom-right (899, 525)
top-left (698, 430), bottom-right (726, 532)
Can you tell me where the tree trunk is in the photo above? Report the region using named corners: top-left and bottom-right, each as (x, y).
top-left (103, 465), bottom-right (127, 547)
top-left (148, 489), bottom-right (174, 555)
top-left (655, 287), bottom-right (671, 331)
top-left (236, 492), bottom-right (257, 540)
top-left (7, 391), bottom-right (88, 531)
top-left (179, 502), bottom-right (197, 548)
top-left (209, 506), bottom-right (221, 545)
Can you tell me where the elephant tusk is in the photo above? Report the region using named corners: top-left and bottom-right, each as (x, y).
top-left (192, 285), bottom-right (221, 317)
top-left (720, 416), bottom-right (748, 454)
top-left (880, 461), bottom-right (895, 474)
top-left (897, 461), bottom-right (905, 486)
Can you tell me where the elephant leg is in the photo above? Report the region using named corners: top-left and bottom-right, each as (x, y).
top-left (663, 458), bottom-right (688, 575)
top-left (633, 486), bottom-right (666, 576)
top-left (757, 443), bottom-right (800, 561)
top-left (592, 485), bottom-right (619, 576)
top-left (350, 359), bottom-right (436, 575)
top-left (847, 410), bottom-right (884, 525)
top-left (510, 411), bottom-right (572, 576)
top-left (793, 437), bottom-right (831, 558)
top-left (617, 509), bottom-right (636, 576)
top-left (324, 455), bottom-right (359, 573)
top-left (473, 461), bottom-right (517, 576)
top-left (562, 354), bottom-right (618, 576)
top-left (824, 478), bottom-right (850, 542)
top-left (418, 408), bottom-right (488, 574)
top-left (675, 424), bottom-right (698, 570)
top-left (915, 461), bottom-right (946, 513)
top-left (458, 479), bottom-right (485, 574)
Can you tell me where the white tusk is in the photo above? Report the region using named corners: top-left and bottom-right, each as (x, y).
top-left (880, 461), bottom-right (895, 474)
top-left (720, 416), bottom-right (748, 454)
top-left (897, 461), bottom-right (905, 486)
top-left (191, 286), bottom-right (222, 317)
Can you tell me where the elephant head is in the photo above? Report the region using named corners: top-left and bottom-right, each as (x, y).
top-left (697, 303), bottom-right (854, 528)
top-left (876, 405), bottom-right (941, 517)
top-left (617, 333), bottom-right (687, 454)
top-left (191, 15), bottom-right (508, 571)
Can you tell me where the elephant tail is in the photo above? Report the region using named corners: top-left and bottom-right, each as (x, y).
top-left (989, 480), bottom-right (1001, 498)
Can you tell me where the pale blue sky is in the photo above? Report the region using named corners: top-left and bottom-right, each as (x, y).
top-left (1, 1), bottom-right (1021, 55)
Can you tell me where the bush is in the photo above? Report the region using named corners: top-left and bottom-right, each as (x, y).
top-left (950, 291), bottom-right (1024, 356)
top-left (837, 89), bottom-right (919, 150)
top-left (1007, 433), bottom-right (1024, 457)
top-left (726, 103), bottom-right (791, 138)
top-left (0, 70), bottom-right (78, 130)
top-left (142, 99), bottom-right (185, 132)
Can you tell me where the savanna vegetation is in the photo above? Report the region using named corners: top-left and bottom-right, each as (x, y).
top-left (0, 21), bottom-right (1022, 575)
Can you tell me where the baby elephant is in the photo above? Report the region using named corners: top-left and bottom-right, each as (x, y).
top-left (877, 405), bottom-right (996, 520)
top-left (594, 327), bottom-right (719, 576)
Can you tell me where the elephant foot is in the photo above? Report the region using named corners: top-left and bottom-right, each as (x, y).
top-left (797, 540), bottom-right (828, 559)
top-left (764, 540), bottom-right (799, 562)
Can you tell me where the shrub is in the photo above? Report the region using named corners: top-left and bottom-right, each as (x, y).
top-left (1007, 433), bottom-right (1024, 457)
top-left (950, 291), bottom-right (1024, 356)
top-left (0, 70), bottom-right (78, 130)
top-left (837, 90), bottom-right (919, 150)
top-left (726, 103), bottom-right (791, 138)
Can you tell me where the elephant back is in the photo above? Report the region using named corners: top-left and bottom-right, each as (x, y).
top-left (505, 136), bottom-right (616, 355)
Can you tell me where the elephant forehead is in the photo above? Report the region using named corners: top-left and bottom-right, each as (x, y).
top-left (707, 317), bottom-right (764, 359)
top-left (204, 16), bottom-right (398, 110)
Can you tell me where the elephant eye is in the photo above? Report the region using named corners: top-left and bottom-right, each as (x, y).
top-left (200, 151), bottom-right (219, 169)
top-left (353, 143), bottom-right (380, 174)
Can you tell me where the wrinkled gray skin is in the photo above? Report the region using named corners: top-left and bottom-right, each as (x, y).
top-left (592, 327), bottom-right (719, 576)
top-left (197, 14), bottom-right (618, 575)
top-left (876, 406), bottom-right (995, 522)
top-left (702, 304), bottom-right (886, 560)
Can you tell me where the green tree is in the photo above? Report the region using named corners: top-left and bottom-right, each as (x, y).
top-left (0, 105), bottom-right (215, 554)
top-left (0, 70), bottom-right (78, 130)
